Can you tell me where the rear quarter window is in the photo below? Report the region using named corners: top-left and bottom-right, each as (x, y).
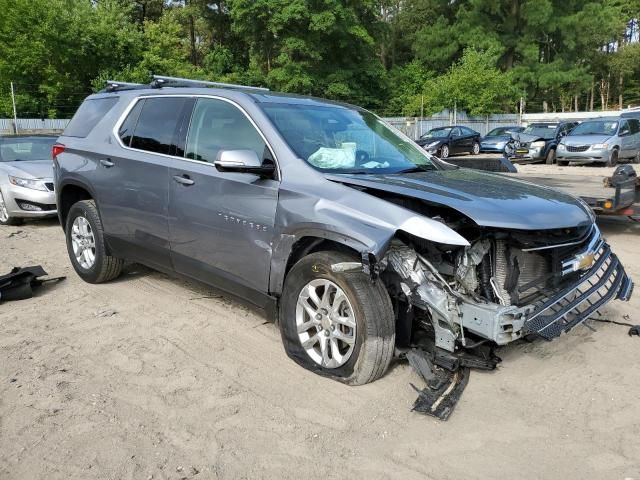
top-left (64, 97), bottom-right (119, 138)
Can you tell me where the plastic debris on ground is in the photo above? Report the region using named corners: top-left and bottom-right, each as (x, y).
top-left (0, 266), bottom-right (65, 303)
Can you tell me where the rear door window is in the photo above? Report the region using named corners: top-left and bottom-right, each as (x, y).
top-left (628, 119), bottom-right (639, 134)
top-left (64, 97), bottom-right (119, 138)
top-left (129, 97), bottom-right (190, 155)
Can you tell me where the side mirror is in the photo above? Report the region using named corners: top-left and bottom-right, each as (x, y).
top-left (214, 149), bottom-right (275, 176)
top-left (619, 128), bottom-right (630, 137)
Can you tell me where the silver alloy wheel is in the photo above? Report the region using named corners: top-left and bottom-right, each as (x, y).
top-left (440, 144), bottom-right (449, 158)
top-left (472, 142), bottom-right (480, 154)
top-left (295, 279), bottom-right (356, 368)
top-left (71, 216), bottom-right (96, 269)
top-left (0, 191), bottom-right (8, 222)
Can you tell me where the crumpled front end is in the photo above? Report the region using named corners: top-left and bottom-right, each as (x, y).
top-left (384, 224), bottom-right (633, 352)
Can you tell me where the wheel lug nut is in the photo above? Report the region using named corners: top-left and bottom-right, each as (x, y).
top-left (315, 313), bottom-right (322, 320)
top-left (324, 330), bottom-right (330, 337)
top-left (330, 325), bottom-right (335, 331)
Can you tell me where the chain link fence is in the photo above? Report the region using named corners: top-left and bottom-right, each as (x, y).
top-left (1, 118), bottom-right (69, 134)
top-left (383, 111), bottom-right (521, 139)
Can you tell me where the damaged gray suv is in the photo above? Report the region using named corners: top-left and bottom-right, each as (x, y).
top-left (54, 76), bottom-right (633, 385)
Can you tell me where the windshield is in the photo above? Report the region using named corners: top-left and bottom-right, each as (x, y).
top-left (0, 137), bottom-right (56, 162)
top-left (261, 103), bottom-right (436, 174)
top-left (521, 124), bottom-right (557, 139)
top-left (487, 127), bottom-right (520, 136)
top-left (421, 128), bottom-right (451, 139)
top-left (569, 120), bottom-right (618, 136)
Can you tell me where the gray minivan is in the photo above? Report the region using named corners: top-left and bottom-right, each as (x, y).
top-left (556, 117), bottom-right (640, 166)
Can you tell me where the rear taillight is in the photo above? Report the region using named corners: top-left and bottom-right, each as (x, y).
top-left (52, 143), bottom-right (65, 160)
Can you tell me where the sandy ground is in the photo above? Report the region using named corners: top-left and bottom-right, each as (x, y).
top-left (1, 164), bottom-right (639, 480)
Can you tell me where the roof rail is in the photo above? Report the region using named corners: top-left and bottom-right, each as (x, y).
top-left (103, 80), bottom-right (145, 92)
top-left (151, 75), bottom-right (269, 92)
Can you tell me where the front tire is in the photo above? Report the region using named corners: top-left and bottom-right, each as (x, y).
top-left (65, 200), bottom-right (123, 284)
top-left (607, 149), bottom-right (619, 167)
top-left (279, 251), bottom-right (395, 385)
top-left (439, 144), bottom-right (450, 159)
top-left (0, 190), bottom-right (23, 226)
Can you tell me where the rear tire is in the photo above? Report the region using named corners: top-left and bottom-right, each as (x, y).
top-left (279, 251), bottom-right (395, 385)
top-left (607, 149), bottom-right (619, 167)
top-left (471, 141), bottom-right (480, 155)
top-left (65, 200), bottom-right (123, 284)
top-left (545, 148), bottom-right (556, 165)
top-left (0, 190), bottom-right (23, 226)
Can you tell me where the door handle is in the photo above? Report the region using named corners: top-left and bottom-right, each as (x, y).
top-left (172, 174), bottom-right (195, 186)
top-left (100, 159), bottom-right (115, 168)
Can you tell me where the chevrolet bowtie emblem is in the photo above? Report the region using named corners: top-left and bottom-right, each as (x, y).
top-left (577, 252), bottom-right (595, 270)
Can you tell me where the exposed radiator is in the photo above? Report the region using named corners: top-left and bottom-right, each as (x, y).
top-left (493, 240), bottom-right (549, 306)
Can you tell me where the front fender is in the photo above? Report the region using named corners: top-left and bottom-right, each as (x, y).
top-left (268, 186), bottom-right (469, 295)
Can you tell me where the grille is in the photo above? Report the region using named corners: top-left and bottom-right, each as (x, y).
top-left (45, 182), bottom-right (54, 191)
top-left (566, 145), bottom-right (589, 152)
top-left (523, 243), bottom-right (633, 339)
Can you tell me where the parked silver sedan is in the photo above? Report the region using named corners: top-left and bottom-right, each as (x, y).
top-left (0, 135), bottom-right (58, 225)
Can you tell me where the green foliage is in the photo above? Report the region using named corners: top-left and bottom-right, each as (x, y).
top-left (0, 0), bottom-right (142, 117)
top-left (0, 0), bottom-right (638, 118)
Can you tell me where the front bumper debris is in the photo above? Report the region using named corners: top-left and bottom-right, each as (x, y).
top-left (386, 230), bottom-right (633, 351)
top-left (406, 349), bottom-right (470, 420)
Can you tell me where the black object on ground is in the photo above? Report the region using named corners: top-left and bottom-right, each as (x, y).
top-left (0, 266), bottom-right (65, 302)
top-left (589, 317), bottom-right (639, 338)
top-left (406, 349), bottom-right (470, 421)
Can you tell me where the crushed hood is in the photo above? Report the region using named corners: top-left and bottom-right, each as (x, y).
top-left (327, 169), bottom-right (593, 230)
top-left (1, 160), bottom-right (53, 179)
top-left (513, 132), bottom-right (548, 143)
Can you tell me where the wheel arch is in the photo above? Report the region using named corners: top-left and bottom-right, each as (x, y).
top-left (57, 180), bottom-right (97, 231)
top-left (269, 230), bottom-right (375, 296)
